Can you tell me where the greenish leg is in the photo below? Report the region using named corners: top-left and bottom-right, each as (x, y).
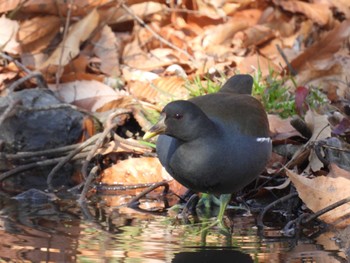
top-left (217, 194), bottom-right (231, 230)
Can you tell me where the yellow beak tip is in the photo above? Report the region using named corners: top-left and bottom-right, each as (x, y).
top-left (143, 131), bottom-right (157, 141)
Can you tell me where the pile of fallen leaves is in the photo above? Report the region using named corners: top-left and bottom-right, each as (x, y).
top-left (1, 0), bottom-right (350, 241)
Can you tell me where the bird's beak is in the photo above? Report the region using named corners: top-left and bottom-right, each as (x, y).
top-left (143, 113), bottom-right (166, 140)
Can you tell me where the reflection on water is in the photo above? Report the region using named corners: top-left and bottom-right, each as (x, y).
top-left (0, 195), bottom-right (346, 262)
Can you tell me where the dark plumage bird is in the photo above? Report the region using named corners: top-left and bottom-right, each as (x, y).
top-left (143, 74), bottom-right (271, 224)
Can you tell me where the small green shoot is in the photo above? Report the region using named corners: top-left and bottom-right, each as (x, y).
top-left (253, 68), bottom-right (296, 118)
top-left (184, 75), bottom-right (223, 98)
top-left (252, 68), bottom-right (328, 118)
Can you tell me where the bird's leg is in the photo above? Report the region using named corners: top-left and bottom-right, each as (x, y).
top-left (196, 193), bottom-right (232, 236)
top-left (217, 194), bottom-right (231, 230)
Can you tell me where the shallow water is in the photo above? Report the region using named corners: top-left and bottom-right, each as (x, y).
top-left (0, 196), bottom-right (346, 263)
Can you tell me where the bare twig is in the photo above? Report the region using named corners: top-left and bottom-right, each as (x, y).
top-left (276, 44), bottom-right (297, 76)
top-left (0, 99), bottom-right (20, 127)
top-left (0, 144), bottom-right (94, 161)
top-left (55, 0), bottom-right (73, 88)
top-left (0, 53), bottom-right (48, 89)
top-left (121, 3), bottom-right (196, 63)
top-left (80, 108), bottom-right (132, 181)
top-left (127, 181), bottom-right (170, 208)
top-left (47, 133), bottom-right (100, 191)
top-left (257, 192), bottom-right (299, 229)
top-left (78, 165), bottom-right (99, 204)
top-left (302, 196), bottom-right (350, 224)
top-left (0, 152), bottom-right (88, 182)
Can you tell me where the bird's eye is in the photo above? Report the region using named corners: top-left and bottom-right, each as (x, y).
top-left (174, 113), bottom-right (183, 120)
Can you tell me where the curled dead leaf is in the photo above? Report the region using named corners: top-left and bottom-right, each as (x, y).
top-left (304, 110), bottom-right (331, 172)
top-left (287, 169), bottom-right (350, 228)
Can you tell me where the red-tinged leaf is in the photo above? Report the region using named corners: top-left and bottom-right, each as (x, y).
top-left (295, 86), bottom-right (309, 116)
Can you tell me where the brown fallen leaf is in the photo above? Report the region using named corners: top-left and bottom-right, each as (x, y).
top-left (99, 2), bottom-right (166, 25)
top-left (290, 19), bottom-right (350, 75)
top-left (286, 169), bottom-right (350, 228)
top-left (40, 9), bottom-right (99, 71)
top-left (21, 0), bottom-right (110, 16)
top-left (201, 19), bottom-right (248, 47)
top-left (268, 114), bottom-right (301, 140)
top-left (237, 54), bottom-right (280, 77)
top-left (100, 157), bottom-right (171, 185)
top-left (304, 110), bottom-right (331, 172)
top-left (321, 0), bottom-right (350, 19)
top-left (18, 16), bottom-right (61, 53)
top-left (0, 15), bottom-right (20, 54)
top-left (274, 0), bottom-right (333, 26)
top-left (240, 24), bottom-right (276, 47)
top-left (127, 76), bottom-right (189, 105)
top-left (99, 157), bottom-right (186, 204)
top-left (0, 0), bottom-right (21, 13)
top-left (93, 25), bottom-right (121, 76)
top-left (49, 80), bottom-right (128, 112)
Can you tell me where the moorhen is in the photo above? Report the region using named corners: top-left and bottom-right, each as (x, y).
top-left (143, 74), bottom-right (271, 226)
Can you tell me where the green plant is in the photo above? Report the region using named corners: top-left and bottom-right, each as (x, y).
top-left (184, 75), bottom-right (223, 98)
top-left (253, 68), bottom-right (297, 118)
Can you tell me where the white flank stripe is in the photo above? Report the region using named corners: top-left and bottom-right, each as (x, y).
top-left (256, 137), bottom-right (271, 143)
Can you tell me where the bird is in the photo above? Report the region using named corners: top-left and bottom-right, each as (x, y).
top-left (143, 74), bottom-right (271, 227)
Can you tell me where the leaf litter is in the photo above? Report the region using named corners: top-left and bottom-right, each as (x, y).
top-left (0, 0), bottom-right (350, 259)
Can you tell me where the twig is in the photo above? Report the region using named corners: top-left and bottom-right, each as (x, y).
top-left (0, 152), bottom-right (88, 182)
top-left (276, 44), bottom-right (297, 76)
top-left (0, 99), bottom-right (20, 127)
top-left (47, 133), bottom-right (100, 191)
top-left (0, 53), bottom-right (48, 89)
top-left (127, 181), bottom-right (169, 208)
top-left (55, 0), bottom-right (73, 88)
top-left (0, 52), bottom-right (30, 74)
top-left (121, 3), bottom-right (196, 63)
top-left (0, 144), bottom-right (94, 161)
top-left (302, 196), bottom-right (350, 224)
top-left (113, 133), bottom-right (151, 150)
top-left (80, 109), bottom-right (132, 181)
top-left (257, 192), bottom-right (299, 229)
top-left (78, 166), bottom-right (99, 204)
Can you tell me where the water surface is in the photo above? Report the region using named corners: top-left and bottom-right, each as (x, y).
top-left (0, 196), bottom-right (345, 262)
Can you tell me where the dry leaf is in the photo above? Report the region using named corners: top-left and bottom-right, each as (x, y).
top-left (18, 16), bottom-right (61, 53)
top-left (40, 9), bottom-right (99, 70)
top-left (268, 115), bottom-right (301, 140)
top-left (319, 0), bottom-right (350, 19)
top-left (237, 54), bottom-right (280, 76)
top-left (287, 169), bottom-right (350, 228)
top-left (0, 15), bottom-right (20, 54)
top-left (100, 157), bottom-right (172, 185)
top-left (100, 2), bottom-right (166, 25)
top-left (201, 19), bottom-right (248, 47)
top-left (274, 0), bottom-right (332, 26)
top-left (49, 80), bottom-right (128, 112)
top-left (305, 110), bottom-right (331, 172)
top-left (93, 25), bottom-right (121, 76)
top-left (21, 0), bottom-right (110, 16)
top-left (122, 68), bottom-right (159, 82)
top-left (240, 25), bottom-right (275, 47)
top-left (328, 163), bottom-right (350, 180)
top-left (0, 0), bottom-right (22, 13)
top-left (128, 76), bottom-right (189, 104)
top-left (290, 19), bottom-right (350, 74)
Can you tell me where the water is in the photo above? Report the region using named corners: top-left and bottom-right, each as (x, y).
top-left (0, 196), bottom-right (346, 262)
